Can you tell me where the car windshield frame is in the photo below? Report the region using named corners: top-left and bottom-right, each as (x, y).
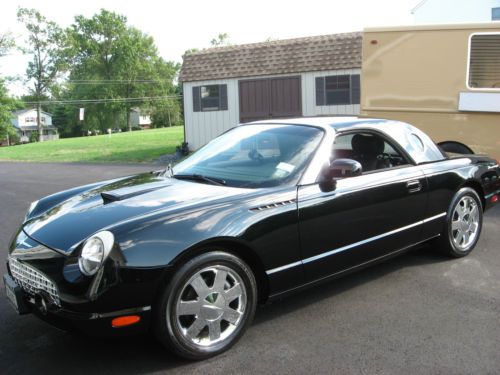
top-left (172, 123), bottom-right (325, 189)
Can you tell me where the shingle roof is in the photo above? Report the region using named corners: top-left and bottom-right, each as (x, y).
top-left (179, 32), bottom-right (363, 82)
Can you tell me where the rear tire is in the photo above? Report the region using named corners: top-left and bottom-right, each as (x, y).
top-left (435, 187), bottom-right (483, 258)
top-left (154, 251), bottom-right (257, 360)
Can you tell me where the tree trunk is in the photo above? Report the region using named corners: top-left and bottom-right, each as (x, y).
top-left (37, 103), bottom-right (43, 142)
top-left (167, 109), bottom-right (171, 127)
top-left (6, 133), bottom-right (10, 146)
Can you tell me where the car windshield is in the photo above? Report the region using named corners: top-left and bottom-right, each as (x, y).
top-left (173, 124), bottom-right (324, 188)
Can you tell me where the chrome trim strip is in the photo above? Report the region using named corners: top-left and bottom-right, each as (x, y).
top-left (422, 212), bottom-right (447, 223)
top-left (266, 261), bottom-right (303, 275)
top-left (91, 306), bottom-right (152, 319)
top-left (485, 189), bottom-right (500, 199)
top-left (266, 212), bottom-right (446, 275)
top-left (268, 234), bottom-right (441, 300)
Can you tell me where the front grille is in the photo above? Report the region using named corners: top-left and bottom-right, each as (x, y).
top-left (8, 257), bottom-right (61, 307)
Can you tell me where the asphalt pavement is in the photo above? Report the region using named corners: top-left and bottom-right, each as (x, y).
top-left (1, 162), bottom-right (499, 374)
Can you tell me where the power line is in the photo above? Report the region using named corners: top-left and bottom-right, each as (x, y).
top-left (21, 94), bottom-right (182, 105)
top-left (63, 79), bottom-right (174, 85)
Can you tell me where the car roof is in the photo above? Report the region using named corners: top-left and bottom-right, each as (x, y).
top-left (244, 116), bottom-right (413, 132)
top-left (243, 116), bottom-right (446, 164)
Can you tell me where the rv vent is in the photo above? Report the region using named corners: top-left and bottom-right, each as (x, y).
top-left (250, 199), bottom-right (296, 211)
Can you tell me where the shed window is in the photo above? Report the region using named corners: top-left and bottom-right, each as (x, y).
top-left (192, 84), bottom-right (228, 112)
top-left (492, 7), bottom-right (500, 20)
top-left (315, 74), bottom-right (360, 106)
top-left (468, 34), bottom-right (500, 89)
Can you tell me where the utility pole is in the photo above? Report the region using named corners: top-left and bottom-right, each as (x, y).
top-left (37, 102), bottom-right (43, 142)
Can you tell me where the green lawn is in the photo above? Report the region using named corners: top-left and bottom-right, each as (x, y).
top-left (0, 127), bottom-right (183, 163)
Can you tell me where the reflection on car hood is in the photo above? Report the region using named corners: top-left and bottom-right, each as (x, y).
top-left (23, 173), bottom-right (251, 254)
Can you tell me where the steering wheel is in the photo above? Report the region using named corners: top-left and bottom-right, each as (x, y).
top-left (376, 153), bottom-right (393, 168)
top-left (248, 149), bottom-right (264, 163)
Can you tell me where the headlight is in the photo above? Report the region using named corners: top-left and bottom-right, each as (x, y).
top-left (24, 200), bottom-right (39, 221)
top-left (78, 231), bottom-right (114, 276)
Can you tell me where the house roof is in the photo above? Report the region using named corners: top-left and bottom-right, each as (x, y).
top-left (12, 108), bottom-right (53, 117)
top-left (179, 31), bottom-right (363, 82)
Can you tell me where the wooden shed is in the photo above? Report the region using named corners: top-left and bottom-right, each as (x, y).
top-left (179, 32), bottom-right (362, 150)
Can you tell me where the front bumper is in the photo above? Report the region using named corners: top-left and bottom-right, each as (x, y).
top-left (5, 230), bottom-right (169, 336)
top-left (4, 269), bottom-right (154, 336)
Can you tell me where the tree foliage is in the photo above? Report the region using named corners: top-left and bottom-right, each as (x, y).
top-left (0, 79), bottom-right (22, 143)
top-left (17, 7), bottom-right (69, 141)
top-left (0, 32), bottom-right (15, 57)
top-left (210, 33), bottom-right (230, 47)
top-left (65, 9), bottom-right (180, 133)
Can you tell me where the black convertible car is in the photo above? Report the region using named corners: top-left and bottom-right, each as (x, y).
top-left (4, 117), bottom-right (500, 359)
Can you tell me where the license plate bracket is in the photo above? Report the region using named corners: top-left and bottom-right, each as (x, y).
top-left (3, 274), bottom-right (31, 315)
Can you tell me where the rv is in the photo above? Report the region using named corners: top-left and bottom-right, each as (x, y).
top-left (361, 23), bottom-right (500, 160)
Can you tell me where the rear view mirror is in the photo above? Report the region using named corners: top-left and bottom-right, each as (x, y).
top-left (319, 158), bottom-right (362, 192)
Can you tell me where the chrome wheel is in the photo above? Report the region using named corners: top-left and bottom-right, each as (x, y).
top-left (174, 265), bottom-right (247, 348)
top-left (451, 196), bottom-right (480, 251)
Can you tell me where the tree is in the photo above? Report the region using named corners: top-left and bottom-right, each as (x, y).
top-left (17, 8), bottom-right (68, 141)
top-left (0, 32), bottom-right (15, 57)
top-left (210, 33), bottom-right (230, 47)
top-left (0, 79), bottom-right (22, 145)
top-left (0, 32), bottom-right (21, 145)
top-left (67, 9), bottom-right (179, 132)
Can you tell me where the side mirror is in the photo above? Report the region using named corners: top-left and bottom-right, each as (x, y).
top-left (319, 158), bottom-right (362, 192)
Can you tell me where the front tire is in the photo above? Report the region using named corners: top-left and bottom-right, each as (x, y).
top-left (154, 251), bottom-right (257, 360)
top-left (436, 187), bottom-right (483, 257)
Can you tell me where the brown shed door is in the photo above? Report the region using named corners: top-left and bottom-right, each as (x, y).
top-left (239, 76), bottom-right (302, 123)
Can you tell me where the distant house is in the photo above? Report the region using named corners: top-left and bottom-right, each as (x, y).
top-left (179, 32), bottom-right (362, 150)
top-left (11, 109), bottom-right (59, 142)
top-left (412, 0), bottom-right (500, 24)
top-left (130, 108), bottom-right (152, 129)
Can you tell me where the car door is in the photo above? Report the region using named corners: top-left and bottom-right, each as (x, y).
top-left (298, 130), bottom-right (428, 281)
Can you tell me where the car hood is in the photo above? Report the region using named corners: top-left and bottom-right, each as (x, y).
top-left (23, 172), bottom-right (252, 254)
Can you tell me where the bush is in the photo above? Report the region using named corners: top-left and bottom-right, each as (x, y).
top-left (29, 131), bottom-right (39, 143)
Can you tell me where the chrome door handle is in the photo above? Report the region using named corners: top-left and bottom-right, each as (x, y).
top-left (406, 180), bottom-right (422, 193)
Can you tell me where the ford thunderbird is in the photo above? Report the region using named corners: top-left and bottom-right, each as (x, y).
top-left (4, 117), bottom-right (500, 359)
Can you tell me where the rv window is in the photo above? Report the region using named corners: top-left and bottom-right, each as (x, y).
top-left (468, 33), bottom-right (500, 89)
top-left (492, 7), bottom-right (500, 21)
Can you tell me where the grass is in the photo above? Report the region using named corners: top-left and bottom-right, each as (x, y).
top-left (0, 127), bottom-right (184, 163)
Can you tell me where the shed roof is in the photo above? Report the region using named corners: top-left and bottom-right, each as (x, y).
top-left (179, 32), bottom-right (362, 82)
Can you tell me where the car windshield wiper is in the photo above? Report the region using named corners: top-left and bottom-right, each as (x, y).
top-left (172, 174), bottom-right (226, 186)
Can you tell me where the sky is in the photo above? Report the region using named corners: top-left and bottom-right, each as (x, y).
top-left (0, 0), bottom-right (418, 95)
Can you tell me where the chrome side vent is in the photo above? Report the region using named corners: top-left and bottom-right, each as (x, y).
top-left (250, 199), bottom-right (296, 212)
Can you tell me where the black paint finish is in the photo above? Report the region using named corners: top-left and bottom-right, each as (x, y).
top-left (5, 118), bottom-right (500, 335)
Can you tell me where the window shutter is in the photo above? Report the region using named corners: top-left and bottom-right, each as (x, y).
top-left (469, 34), bottom-right (500, 88)
top-left (219, 84), bottom-right (228, 110)
top-left (192, 86), bottom-right (201, 112)
top-left (350, 75), bottom-right (361, 105)
top-left (315, 77), bottom-right (325, 106)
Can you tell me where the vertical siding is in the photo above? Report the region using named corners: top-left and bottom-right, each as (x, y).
top-left (302, 69), bottom-right (362, 117)
top-left (183, 79), bottom-right (240, 150)
top-left (183, 69), bottom-right (360, 150)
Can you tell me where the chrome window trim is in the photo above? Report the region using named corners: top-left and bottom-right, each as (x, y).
top-left (266, 212), bottom-right (446, 275)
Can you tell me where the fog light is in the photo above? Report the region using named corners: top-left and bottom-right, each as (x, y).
top-left (112, 315), bottom-right (141, 328)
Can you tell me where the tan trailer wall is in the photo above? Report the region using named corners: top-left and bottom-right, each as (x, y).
top-left (361, 24), bottom-right (500, 161)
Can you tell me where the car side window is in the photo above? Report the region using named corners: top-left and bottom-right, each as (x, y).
top-left (331, 132), bottom-right (409, 173)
